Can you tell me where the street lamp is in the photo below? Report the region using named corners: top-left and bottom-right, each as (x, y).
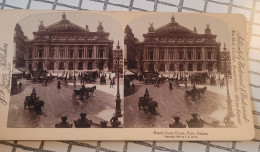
top-left (224, 46), bottom-right (234, 117)
top-left (115, 56), bottom-right (122, 117)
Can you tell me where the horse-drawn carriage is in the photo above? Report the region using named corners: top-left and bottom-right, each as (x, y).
top-left (100, 75), bottom-right (106, 85)
top-left (24, 88), bottom-right (44, 114)
top-left (138, 89), bottom-right (158, 114)
top-left (184, 86), bottom-right (207, 101)
top-left (72, 86), bottom-right (96, 100)
top-left (81, 71), bottom-right (98, 83)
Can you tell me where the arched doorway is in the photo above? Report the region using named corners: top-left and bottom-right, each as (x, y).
top-left (69, 62), bottom-right (73, 70)
top-left (88, 62), bottom-right (93, 70)
top-left (59, 62), bottom-right (64, 70)
top-left (148, 63), bottom-right (154, 72)
top-left (207, 63), bottom-right (213, 71)
top-left (179, 64), bottom-right (183, 71)
top-left (188, 64), bottom-right (193, 71)
top-left (159, 64), bottom-right (165, 72)
top-left (99, 61), bottom-right (104, 70)
top-left (78, 62), bottom-right (83, 70)
top-left (169, 64), bottom-right (174, 71)
top-left (48, 62), bottom-right (54, 70)
top-left (197, 63), bottom-right (202, 71)
top-left (37, 62), bottom-right (43, 71)
top-left (140, 65), bottom-right (143, 73)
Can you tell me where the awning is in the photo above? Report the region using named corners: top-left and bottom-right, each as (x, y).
top-left (12, 68), bottom-right (23, 75)
top-left (124, 69), bottom-right (135, 76)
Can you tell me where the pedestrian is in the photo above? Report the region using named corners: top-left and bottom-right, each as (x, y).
top-left (19, 81), bottom-right (22, 89)
top-left (132, 83), bottom-right (135, 91)
top-left (57, 80), bottom-right (61, 89)
top-left (110, 80), bottom-right (113, 88)
top-left (169, 81), bottom-right (173, 90)
top-left (185, 78), bottom-right (187, 89)
top-left (113, 77), bottom-right (115, 85)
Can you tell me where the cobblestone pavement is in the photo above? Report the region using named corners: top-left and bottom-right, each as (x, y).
top-left (124, 78), bottom-right (234, 128)
top-left (7, 77), bottom-right (123, 128)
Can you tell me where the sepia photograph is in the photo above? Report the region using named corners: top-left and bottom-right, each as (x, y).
top-left (8, 12), bottom-right (124, 128)
top-left (124, 13), bottom-right (235, 128)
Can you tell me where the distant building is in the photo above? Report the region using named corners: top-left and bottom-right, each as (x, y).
top-left (124, 25), bottom-right (138, 70)
top-left (24, 13), bottom-right (114, 73)
top-left (220, 44), bottom-right (231, 75)
top-left (113, 42), bottom-right (123, 74)
top-left (14, 24), bottom-right (27, 69)
top-left (133, 15), bottom-right (221, 74)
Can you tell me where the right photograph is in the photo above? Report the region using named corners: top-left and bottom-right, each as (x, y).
top-left (123, 13), bottom-right (235, 128)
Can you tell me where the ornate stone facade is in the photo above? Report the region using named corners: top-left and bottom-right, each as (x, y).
top-left (24, 13), bottom-right (113, 73)
top-left (136, 15), bottom-right (221, 74)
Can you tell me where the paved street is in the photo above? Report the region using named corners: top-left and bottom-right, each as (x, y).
top-left (7, 77), bottom-right (123, 128)
top-left (124, 78), bottom-right (234, 128)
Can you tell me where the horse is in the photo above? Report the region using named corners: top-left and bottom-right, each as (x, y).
top-left (34, 100), bottom-right (44, 114)
top-left (86, 86), bottom-right (96, 97)
top-left (72, 88), bottom-right (85, 100)
top-left (148, 100), bottom-right (158, 115)
top-left (198, 87), bottom-right (207, 97)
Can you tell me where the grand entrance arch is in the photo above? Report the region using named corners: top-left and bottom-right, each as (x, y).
top-left (148, 63), bottom-right (154, 72)
top-left (37, 62), bottom-right (43, 71)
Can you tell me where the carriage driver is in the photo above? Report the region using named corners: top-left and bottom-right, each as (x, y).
top-left (144, 88), bottom-right (150, 100)
top-left (31, 87), bottom-right (37, 99)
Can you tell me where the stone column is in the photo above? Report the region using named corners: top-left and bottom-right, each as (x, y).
top-left (93, 45), bottom-right (97, 59)
top-left (193, 48), bottom-right (195, 60)
top-left (33, 45), bottom-right (36, 59)
top-left (202, 47), bottom-right (205, 60)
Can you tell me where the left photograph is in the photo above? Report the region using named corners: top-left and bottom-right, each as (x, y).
top-left (8, 12), bottom-right (124, 128)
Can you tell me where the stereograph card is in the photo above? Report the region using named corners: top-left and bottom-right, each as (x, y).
top-left (0, 10), bottom-right (255, 140)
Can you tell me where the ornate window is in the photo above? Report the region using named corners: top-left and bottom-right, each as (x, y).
top-left (197, 52), bottom-right (201, 60)
top-left (188, 52), bottom-right (192, 60)
top-left (48, 62), bottom-right (54, 70)
top-left (207, 63), bottom-right (213, 71)
top-left (49, 46), bottom-right (55, 58)
top-left (37, 62), bottom-right (43, 71)
top-left (140, 53), bottom-right (143, 60)
top-left (169, 50), bottom-right (174, 60)
top-left (99, 47), bottom-right (104, 58)
top-left (197, 63), bottom-right (202, 71)
top-left (179, 64), bottom-right (184, 71)
top-left (69, 46), bottom-right (74, 58)
top-left (39, 48), bottom-right (43, 58)
top-left (208, 51), bottom-right (212, 60)
top-left (159, 64), bottom-right (165, 72)
top-left (29, 51), bottom-right (32, 59)
top-left (169, 64), bottom-right (175, 71)
top-left (78, 62), bottom-right (83, 70)
top-left (148, 63), bottom-right (154, 72)
top-left (148, 48), bottom-right (154, 60)
top-left (159, 49), bottom-right (164, 60)
top-left (59, 62), bottom-right (64, 70)
top-left (59, 46), bottom-right (65, 58)
top-left (79, 46), bottom-right (84, 58)
top-left (69, 62), bottom-right (73, 70)
top-left (188, 64), bottom-right (193, 71)
top-left (88, 62), bottom-right (93, 70)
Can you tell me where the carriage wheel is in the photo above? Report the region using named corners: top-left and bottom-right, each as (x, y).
top-left (138, 101), bottom-right (142, 110)
top-left (24, 101), bottom-right (27, 109)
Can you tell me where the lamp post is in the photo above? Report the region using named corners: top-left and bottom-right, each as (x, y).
top-left (115, 56), bottom-right (122, 117)
top-left (224, 48), bottom-right (234, 117)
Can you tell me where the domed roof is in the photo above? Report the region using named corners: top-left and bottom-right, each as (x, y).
top-left (44, 13), bottom-right (86, 32)
top-left (155, 15), bottom-right (194, 34)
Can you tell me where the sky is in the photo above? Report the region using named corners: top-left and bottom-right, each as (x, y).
top-left (18, 12), bottom-right (124, 49)
top-left (128, 13), bottom-right (230, 52)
